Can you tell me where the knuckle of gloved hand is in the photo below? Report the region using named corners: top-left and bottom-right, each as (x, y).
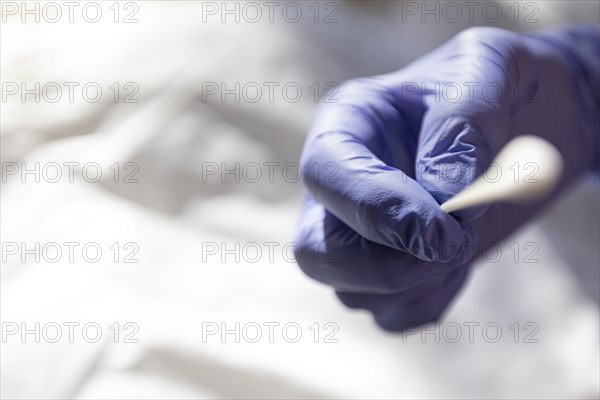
top-left (335, 77), bottom-right (390, 107)
top-left (335, 291), bottom-right (368, 309)
top-left (299, 148), bottom-right (334, 201)
top-left (337, 77), bottom-right (374, 95)
top-left (295, 241), bottom-right (373, 292)
top-left (293, 240), bottom-right (329, 284)
top-left (454, 26), bottom-right (514, 46)
top-left (373, 308), bottom-right (444, 333)
top-left (453, 27), bottom-right (528, 76)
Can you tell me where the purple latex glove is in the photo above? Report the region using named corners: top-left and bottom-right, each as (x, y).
top-left (294, 25), bottom-right (599, 331)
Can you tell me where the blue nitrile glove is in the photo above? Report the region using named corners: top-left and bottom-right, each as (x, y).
top-left (294, 25), bottom-right (599, 331)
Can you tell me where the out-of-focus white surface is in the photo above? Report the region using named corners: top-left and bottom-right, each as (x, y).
top-left (1, 1), bottom-right (599, 399)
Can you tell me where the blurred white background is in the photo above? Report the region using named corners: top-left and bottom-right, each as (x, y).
top-left (1, 1), bottom-right (599, 398)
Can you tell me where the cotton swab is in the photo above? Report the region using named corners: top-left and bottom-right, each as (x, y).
top-left (440, 135), bottom-right (564, 214)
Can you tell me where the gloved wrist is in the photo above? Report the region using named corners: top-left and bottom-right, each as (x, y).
top-left (531, 24), bottom-right (600, 110)
top-left (526, 24), bottom-right (600, 172)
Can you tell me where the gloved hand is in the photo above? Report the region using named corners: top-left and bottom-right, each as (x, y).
top-left (294, 25), bottom-right (599, 331)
